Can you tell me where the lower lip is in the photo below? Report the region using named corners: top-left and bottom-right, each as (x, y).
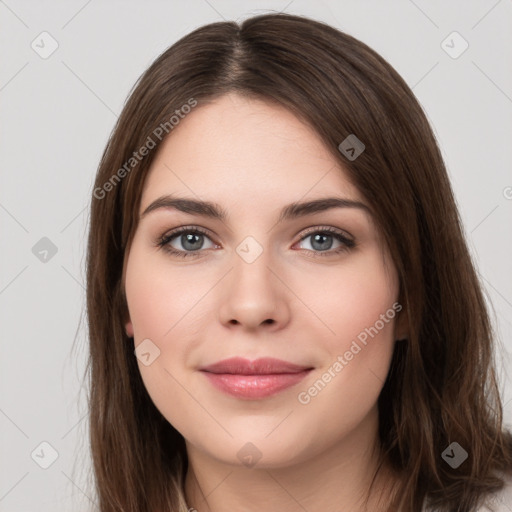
top-left (201, 370), bottom-right (312, 399)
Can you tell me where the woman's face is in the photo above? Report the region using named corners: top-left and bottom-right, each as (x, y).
top-left (123, 92), bottom-right (405, 468)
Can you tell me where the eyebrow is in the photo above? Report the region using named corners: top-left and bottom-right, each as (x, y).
top-left (140, 194), bottom-right (371, 223)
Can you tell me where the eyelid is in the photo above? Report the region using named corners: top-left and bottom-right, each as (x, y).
top-left (296, 225), bottom-right (354, 242)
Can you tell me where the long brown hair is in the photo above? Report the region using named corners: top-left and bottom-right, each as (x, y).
top-left (83, 12), bottom-right (512, 512)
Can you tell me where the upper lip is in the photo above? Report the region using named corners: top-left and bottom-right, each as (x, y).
top-left (199, 357), bottom-right (313, 375)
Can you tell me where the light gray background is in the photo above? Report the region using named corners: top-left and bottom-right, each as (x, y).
top-left (1, 1), bottom-right (511, 510)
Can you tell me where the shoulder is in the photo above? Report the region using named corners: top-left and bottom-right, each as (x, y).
top-left (479, 472), bottom-right (512, 512)
top-left (422, 473), bottom-right (512, 512)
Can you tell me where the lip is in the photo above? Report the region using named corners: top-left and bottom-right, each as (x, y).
top-left (199, 357), bottom-right (313, 399)
top-left (199, 357), bottom-right (312, 374)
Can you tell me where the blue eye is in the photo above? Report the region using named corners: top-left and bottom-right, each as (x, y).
top-left (156, 225), bottom-right (355, 259)
top-left (295, 227), bottom-right (355, 256)
top-left (156, 226), bottom-right (215, 258)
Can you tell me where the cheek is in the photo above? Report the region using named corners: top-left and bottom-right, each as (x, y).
top-left (124, 247), bottom-right (204, 432)
top-left (298, 250), bottom-right (398, 399)
top-left (125, 244), bottom-right (201, 341)
top-left (124, 243), bottom-right (216, 394)
top-left (309, 249), bottom-right (399, 349)
top-left (295, 250), bottom-right (399, 420)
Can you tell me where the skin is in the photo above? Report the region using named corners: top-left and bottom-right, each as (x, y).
top-left (123, 92), bottom-right (408, 512)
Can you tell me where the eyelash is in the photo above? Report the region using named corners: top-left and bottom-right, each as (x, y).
top-left (155, 225), bottom-right (356, 259)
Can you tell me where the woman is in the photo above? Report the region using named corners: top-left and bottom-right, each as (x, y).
top-left (85, 12), bottom-right (512, 512)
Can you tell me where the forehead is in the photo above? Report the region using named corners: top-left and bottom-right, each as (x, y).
top-left (140, 93), bottom-right (362, 212)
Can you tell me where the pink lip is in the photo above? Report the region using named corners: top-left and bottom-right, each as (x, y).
top-left (199, 357), bottom-right (313, 399)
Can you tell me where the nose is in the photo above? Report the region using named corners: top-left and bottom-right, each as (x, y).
top-left (217, 245), bottom-right (291, 332)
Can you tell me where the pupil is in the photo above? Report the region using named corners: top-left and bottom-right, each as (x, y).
top-left (312, 233), bottom-right (332, 251)
top-left (183, 233), bottom-right (202, 251)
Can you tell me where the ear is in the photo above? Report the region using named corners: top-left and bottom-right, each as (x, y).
top-left (394, 305), bottom-right (409, 341)
top-left (121, 252), bottom-right (134, 338)
top-left (122, 289), bottom-right (134, 338)
top-left (125, 318), bottom-right (134, 338)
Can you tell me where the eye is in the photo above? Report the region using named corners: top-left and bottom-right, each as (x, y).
top-left (155, 225), bottom-right (356, 259)
top-left (156, 226), bottom-right (217, 258)
top-left (294, 226), bottom-right (355, 258)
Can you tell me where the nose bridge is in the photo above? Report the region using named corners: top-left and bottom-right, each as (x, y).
top-left (218, 233), bottom-right (288, 329)
top-left (232, 233), bottom-right (275, 292)
top-left (235, 233), bottom-right (267, 266)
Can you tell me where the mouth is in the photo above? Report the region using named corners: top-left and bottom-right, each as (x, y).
top-left (199, 357), bottom-right (314, 399)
